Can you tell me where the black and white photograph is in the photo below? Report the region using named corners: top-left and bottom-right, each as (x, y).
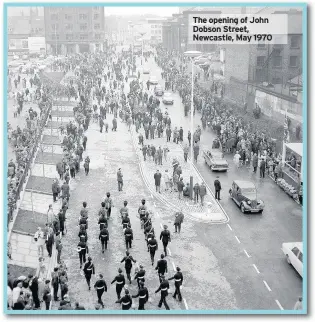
top-left (4, 3), bottom-right (307, 315)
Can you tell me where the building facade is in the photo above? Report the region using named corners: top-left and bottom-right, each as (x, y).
top-left (44, 6), bottom-right (105, 55)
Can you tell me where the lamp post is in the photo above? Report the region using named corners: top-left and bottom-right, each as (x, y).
top-left (184, 50), bottom-right (201, 199)
top-left (139, 32), bottom-right (146, 65)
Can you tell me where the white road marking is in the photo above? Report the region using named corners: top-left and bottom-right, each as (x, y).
top-left (263, 280), bottom-right (272, 292)
top-left (167, 248), bottom-right (171, 256)
top-left (235, 236), bottom-right (241, 244)
top-left (154, 202), bottom-right (156, 207)
top-left (183, 298), bottom-right (189, 310)
top-left (160, 223), bottom-right (163, 229)
top-left (227, 224), bottom-right (233, 231)
top-left (243, 249), bottom-right (251, 258)
top-left (252, 264), bottom-right (260, 274)
top-left (172, 261), bottom-right (176, 271)
top-left (156, 212), bottom-right (160, 217)
top-left (275, 299), bottom-right (284, 310)
top-left (151, 194), bottom-right (153, 199)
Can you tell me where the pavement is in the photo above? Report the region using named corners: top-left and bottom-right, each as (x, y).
top-left (139, 55), bottom-right (303, 310)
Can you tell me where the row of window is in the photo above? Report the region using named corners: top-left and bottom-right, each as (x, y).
top-left (52, 23), bottom-right (101, 30)
top-left (257, 35), bottom-right (301, 49)
top-left (51, 13), bottom-right (100, 20)
top-left (51, 33), bottom-right (102, 40)
top-left (256, 55), bottom-right (300, 68)
top-left (151, 29), bottom-right (161, 34)
top-left (151, 24), bottom-right (161, 29)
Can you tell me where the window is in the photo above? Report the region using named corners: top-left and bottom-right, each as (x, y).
top-left (289, 56), bottom-right (299, 67)
top-left (65, 14), bottom-right (72, 20)
top-left (257, 43), bottom-right (266, 49)
top-left (66, 34), bottom-right (73, 40)
top-left (51, 13), bottom-right (58, 20)
top-left (291, 35), bottom-right (300, 48)
top-left (291, 247), bottom-right (299, 256)
top-left (51, 34), bottom-right (60, 40)
top-left (272, 77), bottom-right (282, 84)
top-left (80, 23), bottom-right (88, 31)
top-left (272, 56), bottom-right (282, 68)
top-left (94, 23), bottom-right (100, 30)
top-left (65, 24), bottom-right (73, 31)
top-left (22, 40), bottom-right (28, 49)
top-left (94, 13), bottom-right (99, 19)
top-left (79, 14), bottom-right (87, 20)
top-left (80, 34), bottom-right (88, 40)
top-left (51, 24), bottom-right (59, 30)
top-left (256, 56), bottom-right (265, 67)
top-left (298, 252), bottom-right (303, 263)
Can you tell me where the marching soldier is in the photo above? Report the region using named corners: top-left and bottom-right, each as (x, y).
top-left (134, 265), bottom-right (146, 289)
top-left (120, 201), bottom-right (129, 218)
top-left (124, 224), bottom-right (133, 249)
top-left (120, 251), bottom-right (136, 284)
top-left (168, 267), bottom-right (183, 302)
top-left (77, 237), bottom-right (89, 268)
top-left (147, 234), bottom-right (158, 265)
top-left (98, 213), bottom-right (108, 230)
top-left (132, 281), bottom-right (149, 310)
top-left (98, 202), bottom-right (107, 218)
top-left (94, 274), bottom-right (107, 308)
top-left (138, 199), bottom-right (147, 221)
top-left (111, 268), bottom-right (126, 300)
top-left (80, 201), bottom-right (88, 218)
top-left (104, 192), bottom-right (113, 218)
top-left (122, 214), bottom-right (130, 230)
top-left (99, 226), bottom-right (109, 253)
top-left (78, 224), bottom-right (88, 242)
top-left (155, 254), bottom-right (168, 283)
top-left (115, 289), bottom-right (132, 310)
top-left (155, 275), bottom-right (170, 310)
top-left (160, 225), bottom-right (171, 256)
top-left (83, 256), bottom-right (95, 290)
top-left (79, 215), bottom-right (88, 230)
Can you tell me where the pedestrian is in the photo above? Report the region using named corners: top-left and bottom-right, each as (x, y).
top-left (124, 224), bottom-right (133, 249)
top-left (82, 135), bottom-right (87, 151)
top-left (112, 117), bottom-right (117, 131)
top-left (164, 169), bottom-right (172, 192)
top-left (111, 268), bottom-right (126, 300)
top-left (252, 153), bottom-right (258, 173)
top-left (197, 182), bottom-right (206, 206)
top-left (183, 144), bottom-right (189, 162)
top-left (260, 157), bottom-right (266, 178)
top-left (155, 254), bottom-right (168, 283)
top-left (179, 127), bottom-right (184, 142)
top-left (47, 204), bottom-right (54, 224)
top-left (121, 251), bottom-right (137, 284)
top-left (154, 170), bottom-right (162, 193)
top-left (134, 265), bottom-right (146, 289)
top-left (84, 156), bottom-right (90, 175)
top-left (155, 275), bottom-right (170, 310)
top-left (51, 267), bottom-right (60, 301)
top-left (52, 179), bottom-right (60, 202)
top-left (177, 177), bottom-right (185, 199)
top-left (142, 145), bottom-right (147, 161)
top-left (116, 289), bottom-right (132, 310)
top-left (104, 192), bottom-right (113, 218)
top-left (174, 210), bottom-right (184, 233)
top-left (132, 281), bottom-right (149, 310)
top-left (193, 182), bottom-right (200, 203)
top-left (61, 181), bottom-right (70, 201)
top-left (29, 275), bottom-right (40, 309)
top-left (43, 279), bottom-right (52, 310)
top-left (94, 274), bottom-right (107, 308)
top-left (163, 145), bottom-right (169, 161)
top-left (188, 131), bottom-right (191, 146)
top-left (56, 238), bottom-right (63, 264)
top-left (293, 296), bottom-right (303, 310)
top-left (99, 226), bottom-right (109, 253)
top-left (148, 234), bottom-right (158, 265)
top-left (34, 227), bottom-right (45, 257)
top-left (58, 209), bottom-right (66, 236)
top-left (160, 225), bottom-right (171, 256)
top-left (83, 256), bottom-right (95, 290)
top-left (59, 271), bottom-right (68, 300)
top-left (193, 142), bottom-right (200, 162)
top-left (168, 266), bottom-right (183, 302)
top-left (214, 176), bottom-right (222, 200)
top-left (77, 237), bottom-right (89, 269)
top-left (117, 168), bottom-right (123, 191)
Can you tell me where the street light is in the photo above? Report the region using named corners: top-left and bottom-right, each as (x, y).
top-left (184, 50), bottom-right (201, 199)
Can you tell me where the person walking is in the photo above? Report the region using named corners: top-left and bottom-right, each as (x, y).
top-left (260, 157), bottom-right (266, 178)
top-left (116, 289), bottom-right (132, 310)
top-left (155, 275), bottom-right (170, 310)
top-left (148, 235), bottom-right (158, 265)
top-left (199, 182), bottom-right (207, 206)
top-left (94, 274), bottom-right (107, 308)
top-left (111, 268), bottom-right (126, 300)
top-left (84, 156), bottom-right (90, 175)
top-left (174, 210), bottom-right (184, 233)
top-left (52, 179), bottom-right (60, 202)
top-left (121, 251), bottom-right (137, 284)
top-left (132, 281), bottom-right (149, 310)
top-left (104, 192), bottom-right (113, 218)
top-left (51, 267), bottom-right (60, 301)
top-left (168, 267), bottom-right (183, 302)
top-left (252, 153), bottom-right (258, 173)
top-left (56, 238), bottom-right (63, 264)
top-left (155, 254), bottom-right (168, 283)
top-left (134, 265), bottom-right (146, 289)
top-left (43, 279), bottom-right (52, 310)
top-left (183, 144), bottom-right (189, 162)
top-left (99, 226), bottom-right (109, 253)
top-left (77, 237), bottom-right (89, 269)
top-left (154, 170), bottom-right (162, 193)
top-left (117, 168), bottom-right (123, 191)
top-left (177, 177), bottom-right (185, 199)
top-left (34, 227), bottom-right (45, 257)
top-left (124, 224), bottom-right (133, 249)
top-left (83, 256), bottom-right (95, 290)
top-left (214, 176), bottom-right (222, 200)
top-left (193, 182), bottom-right (200, 203)
top-left (160, 225), bottom-right (171, 256)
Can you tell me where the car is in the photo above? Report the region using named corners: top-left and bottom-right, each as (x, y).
top-left (154, 85), bottom-right (164, 96)
top-left (194, 55), bottom-right (209, 65)
top-left (282, 242), bottom-right (303, 277)
top-left (162, 92), bottom-right (174, 105)
top-left (203, 149), bottom-right (229, 171)
top-left (149, 76), bottom-right (158, 85)
top-left (143, 68), bottom-right (150, 74)
top-left (229, 180), bottom-right (264, 214)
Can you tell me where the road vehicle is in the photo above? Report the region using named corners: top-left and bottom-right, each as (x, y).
top-left (282, 242), bottom-right (303, 277)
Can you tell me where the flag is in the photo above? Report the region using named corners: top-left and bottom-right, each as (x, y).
top-left (283, 109), bottom-right (290, 143)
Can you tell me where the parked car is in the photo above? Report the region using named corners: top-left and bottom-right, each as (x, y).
top-left (203, 149), bottom-right (228, 171)
top-left (282, 242), bottom-right (303, 277)
top-left (229, 180), bottom-right (264, 213)
top-left (154, 85), bottom-right (164, 96)
top-left (143, 68), bottom-right (150, 74)
top-left (162, 92), bottom-right (174, 105)
top-left (149, 76), bottom-right (158, 85)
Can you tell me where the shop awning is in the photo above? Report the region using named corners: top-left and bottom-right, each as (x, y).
top-left (285, 143), bottom-right (303, 158)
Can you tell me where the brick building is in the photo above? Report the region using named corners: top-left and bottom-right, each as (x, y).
top-left (44, 6), bottom-right (105, 54)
